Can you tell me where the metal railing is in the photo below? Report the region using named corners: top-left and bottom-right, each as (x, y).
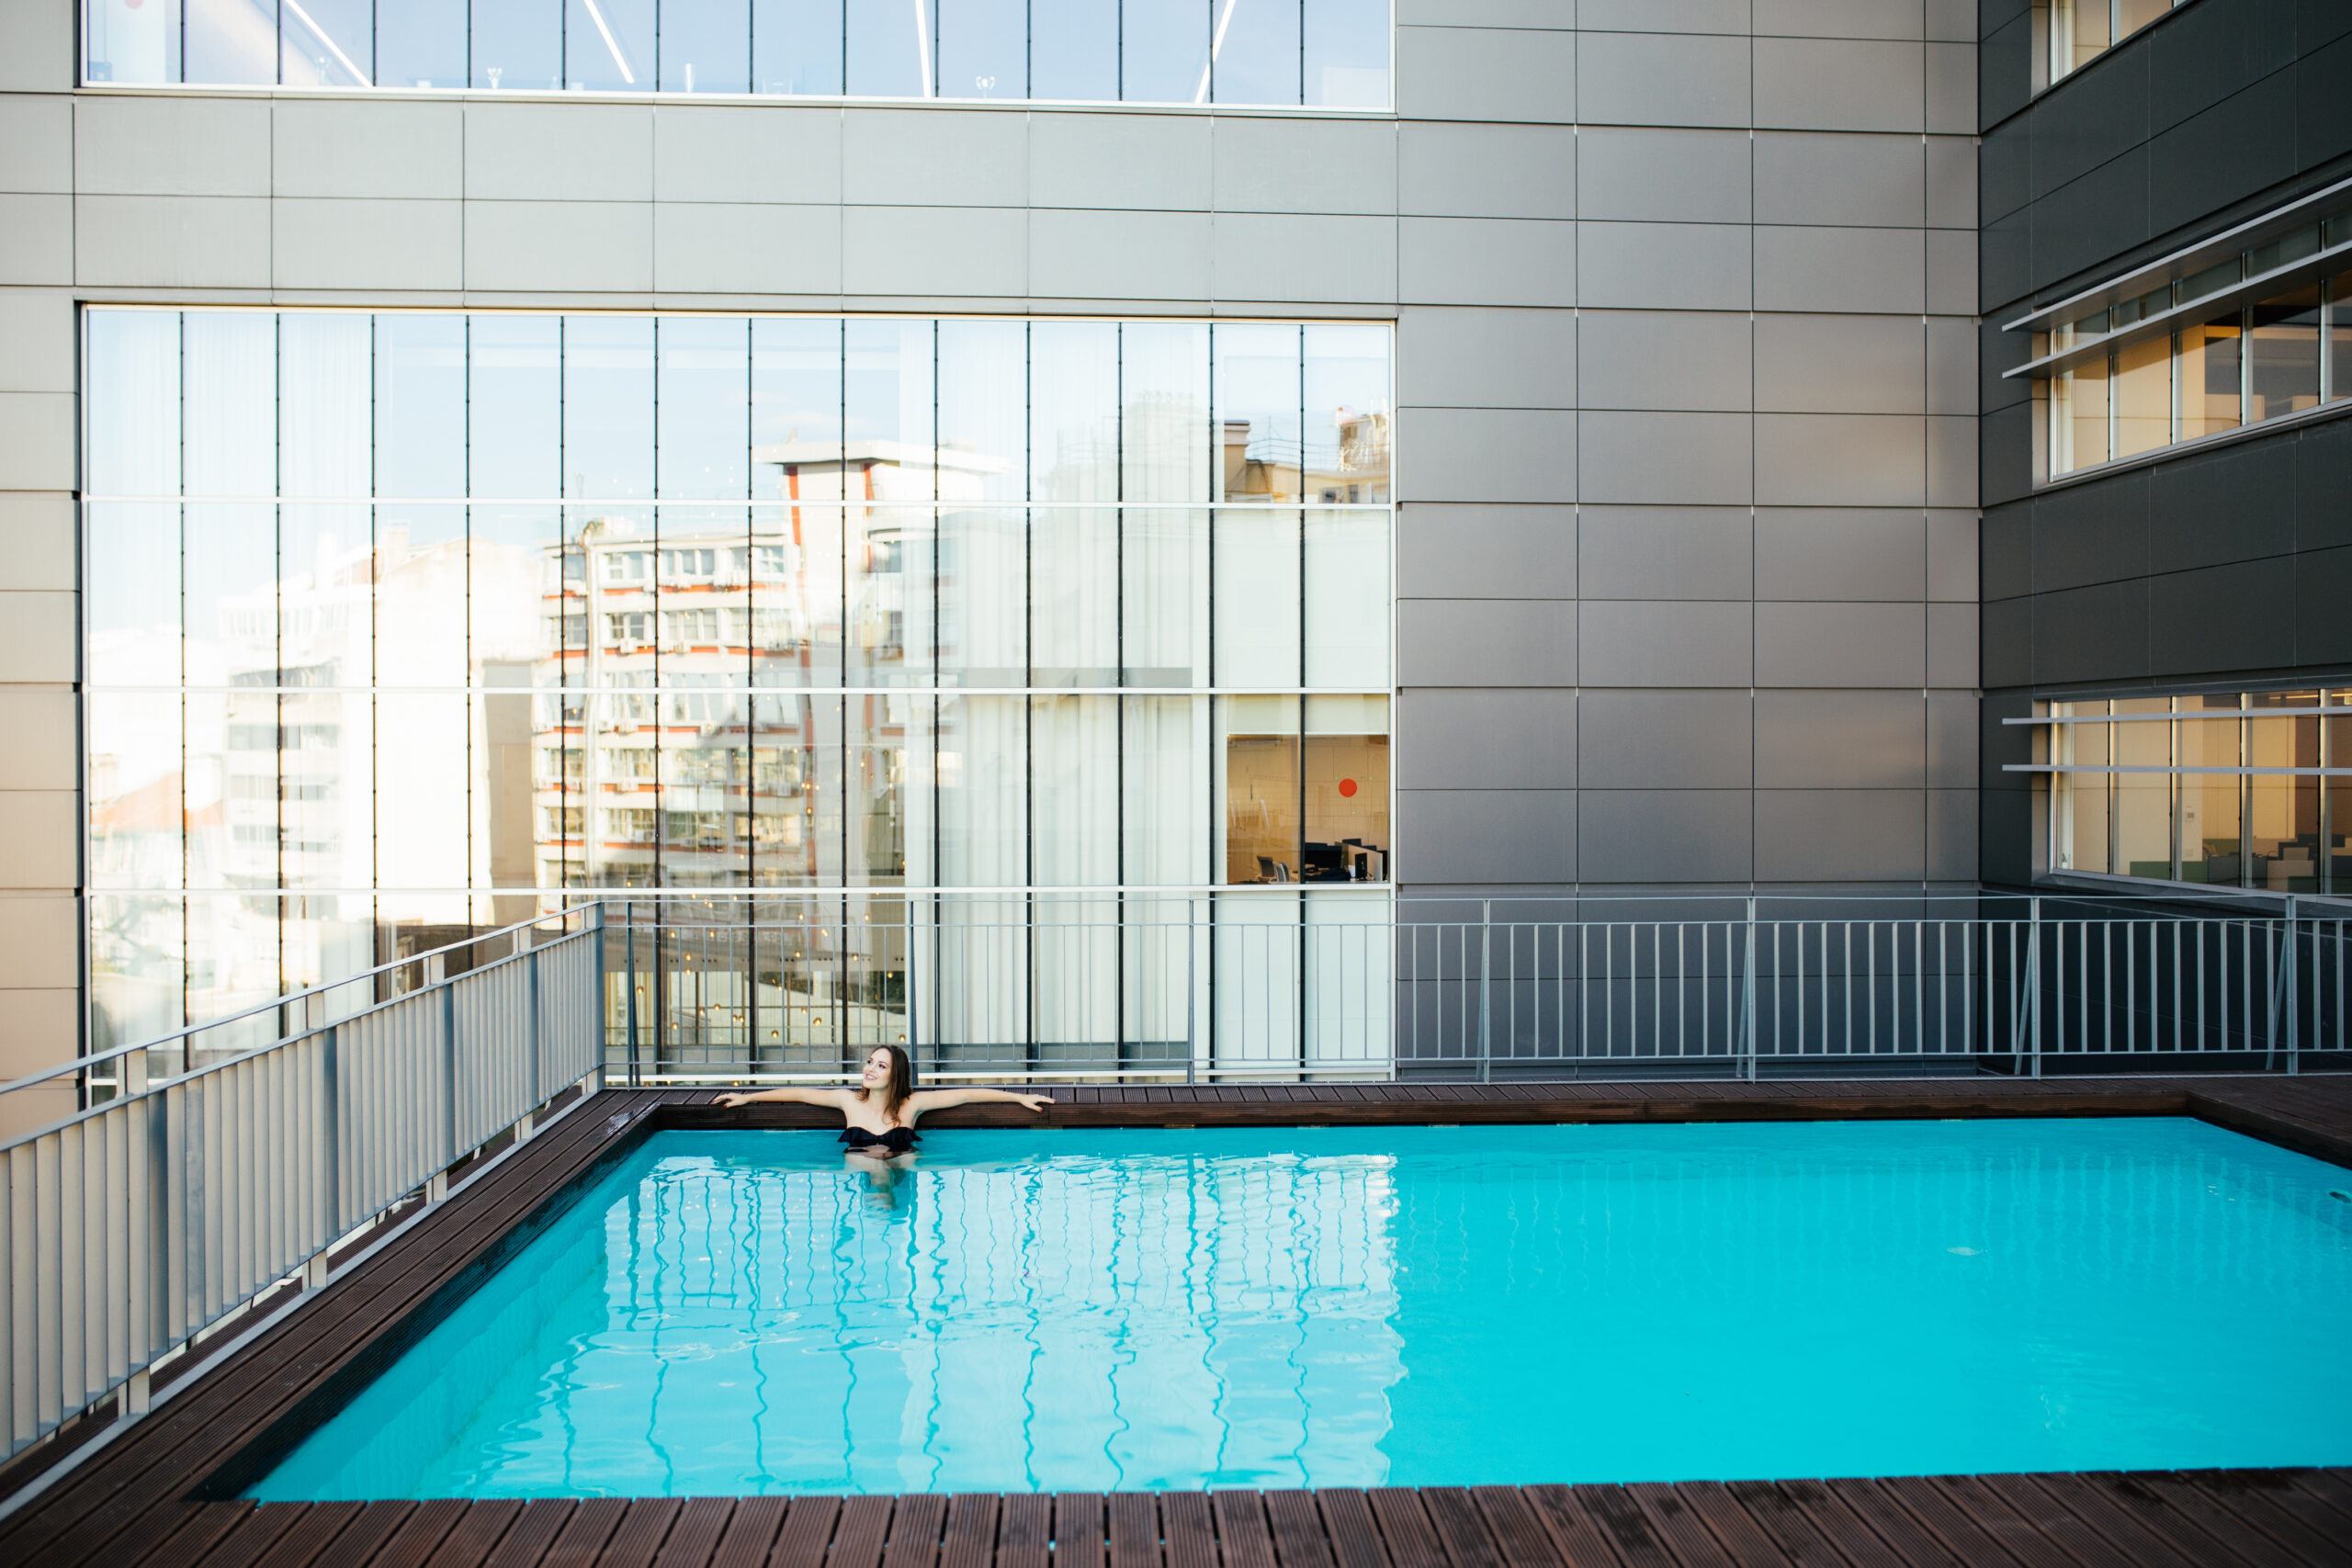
top-left (0, 905), bottom-right (605, 1461)
top-left (6, 889), bottom-right (2347, 1467)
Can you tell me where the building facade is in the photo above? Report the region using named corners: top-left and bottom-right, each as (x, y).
top-left (1, 1), bottom-right (1982, 1085)
top-left (1977, 0), bottom-right (2352, 897)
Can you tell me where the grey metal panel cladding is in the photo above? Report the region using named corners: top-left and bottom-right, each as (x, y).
top-left (1579, 507), bottom-right (1753, 600)
top-left (2147, 438), bottom-right (2297, 574)
top-left (1396, 600), bottom-right (1577, 685)
top-left (1396, 504), bottom-right (1577, 599)
top-left (1577, 689), bottom-right (1753, 789)
top-left (2301, 418), bottom-right (2352, 552)
top-left (2031, 579), bottom-right (2150, 683)
top-left (2030, 469), bottom-right (2152, 593)
top-left (1578, 789), bottom-right (1753, 883)
top-left (1578, 127), bottom-right (1751, 222)
top-left (1755, 790), bottom-right (1925, 881)
top-left (2298, 545), bottom-right (2352, 665)
top-left (2147, 73), bottom-right (2301, 238)
top-left (1398, 689), bottom-right (1577, 788)
top-left (1754, 690), bottom-right (1926, 789)
top-left (1397, 789), bottom-right (1576, 883)
top-left (2029, 44), bottom-right (2150, 199)
top-left (2146, 557), bottom-right (2298, 677)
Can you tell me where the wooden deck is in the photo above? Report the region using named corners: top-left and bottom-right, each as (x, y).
top-left (3, 1073), bottom-right (2347, 1568)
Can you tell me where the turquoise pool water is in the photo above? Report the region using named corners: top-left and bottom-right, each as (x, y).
top-left (247, 1118), bottom-right (2352, 1498)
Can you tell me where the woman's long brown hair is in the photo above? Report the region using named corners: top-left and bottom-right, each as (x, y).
top-left (856, 1044), bottom-right (915, 1121)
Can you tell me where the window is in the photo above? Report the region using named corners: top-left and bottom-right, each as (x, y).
top-left (605, 611), bottom-right (652, 645)
top-left (2039, 0), bottom-right (2184, 89)
top-left (83, 0), bottom-right (1392, 107)
top-left (2026, 689), bottom-right (2352, 894)
top-left (2031, 209), bottom-right (2352, 481)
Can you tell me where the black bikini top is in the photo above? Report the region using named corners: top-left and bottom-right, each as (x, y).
top-left (840, 1125), bottom-right (918, 1154)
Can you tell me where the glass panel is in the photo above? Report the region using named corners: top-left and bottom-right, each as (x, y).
top-left (86, 0), bottom-right (181, 83)
top-left (2051, 354), bottom-right (2109, 475)
top-left (660, 0), bottom-right (752, 92)
top-left (2112, 333), bottom-right (2171, 459)
top-left (1030, 0), bottom-right (1114, 99)
top-left (1123, 321), bottom-right (1211, 504)
top-left (1124, 508), bottom-right (1208, 687)
top-left (187, 501), bottom-right (276, 688)
top-left (279, 314), bottom-right (369, 500)
top-left (1306, 0), bottom-right (1388, 107)
top-left (1123, 0), bottom-right (1208, 101)
top-left (2111, 699), bottom-right (2172, 881)
top-left (378, 503), bottom-right (469, 688)
top-left (378, 315), bottom-right (467, 500)
top-left (2250, 692), bottom-right (2320, 893)
top-left (2249, 285), bottom-right (2323, 421)
top-left (582, 684), bottom-right (655, 887)
top-left (476, 503), bottom-right (565, 686)
top-left (90, 895), bottom-right (184, 1052)
top-left (2179, 257), bottom-right (2239, 305)
top-left (2331, 272), bottom-right (2352, 402)
top-left (282, 892), bottom-right (376, 1022)
top-left (281, 502), bottom-right (371, 687)
top-left (1215, 0), bottom-right (1299, 106)
top-left (940, 507), bottom-right (1024, 685)
top-left (2052, 706), bottom-right (2109, 874)
top-left (377, 694), bottom-right (470, 890)
top-left (1214, 509), bottom-right (1300, 686)
top-left (87, 310), bottom-right (180, 495)
top-left (937, 320), bottom-right (1023, 506)
top-left (856, 504), bottom-right (930, 685)
top-left (658, 694), bottom-right (749, 887)
top-left (938, 694), bottom-right (1024, 885)
top-left (566, 0), bottom-right (654, 88)
top-left (2179, 310), bottom-right (2244, 440)
top-left (474, 0), bottom-right (563, 88)
top-left (470, 315), bottom-right (561, 500)
top-left (847, 0), bottom-right (929, 95)
top-left (1124, 694), bottom-right (1208, 885)
top-left (1304, 508), bottom-right (1388, 688)
top-left (281, 0), bottom-right (370, 85)
top-left (1304, 694), bottom-right (1387, 883)
top-left (751, 693), bottom-right (839, 886)
top-left (187, 893), bottom-right (284, 1037)
top-left (754, 320), bottom-right (845, 684)
top-left (186, 0), bottom-right (277, 85)
top-left (89, 694), bottom-right (183, 890)
top-left (2116, 0), bottom-right (2169, 36)
top-left (565, 315), bottom-right (655, 501)
top-left (1032, 507), bottom-right (1117, 686)
top-left (282, 682), bottom-right (370, 893)
top-left (659, 316), bottom-right (751, 500)
top-left (2247, 225), bottom-right (2320, 277)
top-left (2329, 697), bottom-right (2352, 894)
top-left (1034, 695), bottom-right (1117, 886)
top-left (1030, 321), bottom-right (1117, 502)
top-left (1218, 323), bottom-right (1303, 502)
top-left (1304, 323), bottom-right (1391, 504)
top-left (846, 319), bottom-right (937, 500)
top-left (754, 0), bottom-right (843, 93)
top-left (1221, 694), bottom-right (1299, 885)
top-left (87, 503), bottom-right (181, 686)
top-left (2177, 698), bottom-right (2239, 886)
top-left (379, 0), bottom-right (466, 86)
top-left (937, 0), bottom-right (1022, 97)
top-left (849, 691), bottom-right (914, 884)
top-left (185, 313), bottom-right (276, 498)
top-left (2051, 0), bottom-right (2109, 76)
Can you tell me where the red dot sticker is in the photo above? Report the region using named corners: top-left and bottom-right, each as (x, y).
top-left (1338, 778), bottom-right (1358, 797)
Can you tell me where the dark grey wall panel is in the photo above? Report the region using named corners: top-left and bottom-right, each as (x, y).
top-left (1982, 116), bottom-right (2030, 220)
top-left (1981, 12), bottom-right (2030, 129)
top-left (2301, 32), bottom-right (2352, 164)
top-left (2147, 439), bottom-right (2296, 574)
top-left (2296, 545), bottom-right (2352, 664)
top-left (1982, 598), bottom-right (2033, 687)
top-left (1983, 501), bottom-right (2032, 600)
top-left (2032, 579), bottom-right (2149, 682)
top-left (2031, 146), bottom-right (2152, 284)
top-left (2030, 47), bottom-right (2149, 197)
top-left (2035, 470), bottom-right (2153, 592)
top-left (2298, 418), bottom-right (2352, 551)
top-left (2151, 0), bottom-right (2300, 133)
top-left (2148, 73), bottom-right (2301, 236)
top-left (2146, 557), bottom-right (2298, 675)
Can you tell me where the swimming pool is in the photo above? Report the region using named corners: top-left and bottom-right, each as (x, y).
top-left (246, 1118), bottom-right (2352, 1498)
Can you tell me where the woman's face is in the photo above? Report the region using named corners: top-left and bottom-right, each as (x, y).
top-left (862, 1048), bottom-right (893, 1088)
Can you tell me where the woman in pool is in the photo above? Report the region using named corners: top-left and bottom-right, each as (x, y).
top-left (712, 1044), bottom-right (1053, 1159)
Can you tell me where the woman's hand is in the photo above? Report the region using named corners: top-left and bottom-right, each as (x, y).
top-left (1014, 1094), bottom-right (1056, 1113)
top-left (714, 1091), bottom-right (755, 1109)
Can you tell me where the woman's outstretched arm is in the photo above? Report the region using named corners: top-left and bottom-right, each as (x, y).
top-left (713, 1085), bottom-right (853, 1110)
top-left (906, 1086), bottom-right (1057, 1117)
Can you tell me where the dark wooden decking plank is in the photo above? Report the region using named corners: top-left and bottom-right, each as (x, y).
top-left (593, 1495), bottom-right (686, 1568)
top-left (363, 1499), bottom-right (475, 1568)
top-left (1784, 1480), bottom-right (1962, 1568)
top-left (2026, 1472), bottom-right (2211, 1568)
top-left (1052, 1495), bottom-right (1105, 1568)
top-left (485, 1500), bottom-right (578, 1568)
top-left (242, 1502), bottom-right (366, 1568)
top-left (1715, 1481), bottom-right (1852, 1568)
top-left (1666, 1483), bottom-right (1797, 1567)
top-left (1264, 1492), bottom-right (1338, 1568)
top-left (1364, 1489), bottom-right (1447, 1568)
top-left (937, 1495), bottom-right (1001, 1568)
top-left (310, 1502), bottom-right (417, 1568)
top-left (2082, 1474), bottom-right (2300, 1568)
top-left (1159, 1493), bottom-right (1217, 1568)
top-left (765, 1495), bottom-right (839, 1568)
top-left (706, 1498), bottom-right (787, 1568)
top-left (1105, 1494), bottom-right (1160, 1568)
top-left (136, 1503), bottom-right (259, 1568)
top-left (1525, 1483), bottom-right (1657, 1568)
top-left (2284, 1471), bottom-right (2352, 1529)
top-left (830, 1496), bottom-right (896, 1568)
top-left (2170, 1473), bottom-right (2352, 1568)
top-left (1313, 1490), bottom-right (1393, 1568)
top-left (1868, 1477), bottom-right (2039, 1568)
top-left (1418, 1487), bottom-right (1507, 1568)
top-left (1214, 1493), bottom-right (1279, 1568)
top-left (1467, 1487), bottom-right (1566, 1568)
top-left (191, 1503), bottom-right (306, 1568)
top-left (422, 1500), bottom-right (526, 1568)
top-left (1619, 1483), bottom-right (1739, 1568)
top-left (882, 1495), bottom-right (948, 1568)
top-left (535, 1499), bottom-right (628, 1568)
top-left (1917, 1476), bottom-right (2085, 1568)
top-left (1974, 1472), bottom-right (2146, 1568)
top-left (995, 1494), bottom-right (1051, 1568)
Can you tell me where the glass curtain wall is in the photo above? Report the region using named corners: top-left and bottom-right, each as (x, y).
top-left (2038, 0), bottom-right (2183, 89)
top-left (2037, 690), bottom-right (2352, 894)
top-left (83, 308), bottom-right (1393, 1074)
top-left (84, 0), bottom-right (1393, 106)
top-left (2040, 209), bottom-right (2352, 480)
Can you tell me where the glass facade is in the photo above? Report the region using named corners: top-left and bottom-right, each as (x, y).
top-left (2036, 689), bottom-right (2352, 895)
top-left (83, 308), bottom-right (1393, 1054)
top-left (82, 0), bottom-right (1392, 107)
top-left (2039, 0), bottom-right (2183, 88)
top-left (2038, 209), bottom-right (2352, 480)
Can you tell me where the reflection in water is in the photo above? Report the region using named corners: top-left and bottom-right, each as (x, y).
top-left (248, 1120), bottom-right (2352, 1499)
